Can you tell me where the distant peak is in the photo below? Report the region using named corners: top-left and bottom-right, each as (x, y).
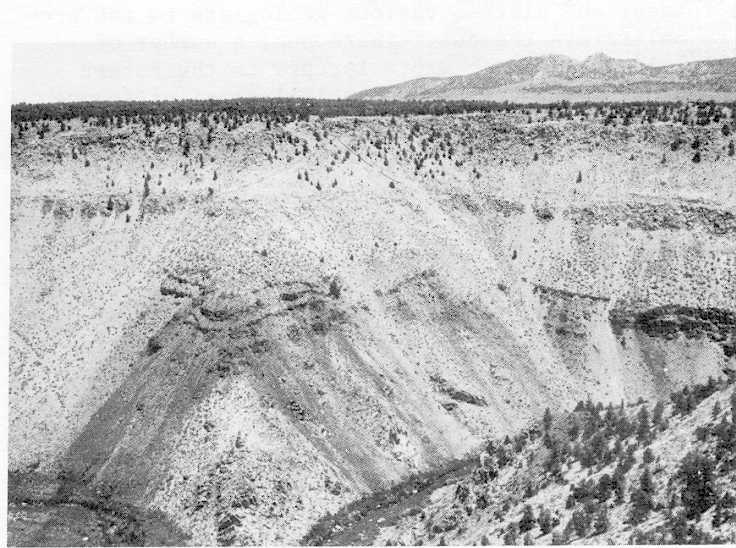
top-left (585, 52), bottom-right (612, 62)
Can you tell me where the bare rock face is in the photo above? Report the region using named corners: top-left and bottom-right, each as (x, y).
top-left (9, 108), bottom-right (736, 544)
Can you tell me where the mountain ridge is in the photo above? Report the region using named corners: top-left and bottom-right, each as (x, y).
top-left (349, 53), bottom-right (736, 101)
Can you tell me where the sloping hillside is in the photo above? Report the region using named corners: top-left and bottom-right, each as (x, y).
top-left (350, 54), bottom-right (736, 102)
top-left (336, 378), bottom-right (736, 545)
top-left (9, 103), bottom-right (736, 544)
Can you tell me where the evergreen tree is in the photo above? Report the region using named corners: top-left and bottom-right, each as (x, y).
top-left (537, 507), bottom-right (553, 535)
top-left (595, 474), bottom-right (612, 502)
top-left (593, 505), bottom-right (608, 535)
top-left (543, 408), bottom-right (553, 432)
top-left (712, 401), bottom-right (722, 420)
top-left (678, 451), bottom-right (717, 519)
top-left (628, 488), bottom-right (653, 524)
top-left (636, 406), bottom-right (650, 443)
top-left (550, 529), bottom-right (568, 545)
top-left (640, 467), bottom-right (654, 496)
top-left (652, 400), bottom-right (664, 427)
top-left (571, 507), bottom-right (591, 538)
top-left (519, 505), bottom-right (536, 533)
top-left (503, 523), bottom-right (519, 545)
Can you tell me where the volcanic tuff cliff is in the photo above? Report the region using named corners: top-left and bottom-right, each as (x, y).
top-left (9, 109), bottom-right (736, 544)
top-left (349, 53), bottom-right (736, 102)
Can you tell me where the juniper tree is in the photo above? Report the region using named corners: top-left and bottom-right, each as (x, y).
top-left (519, 505), bottom-right (535, 533)
top-left (571, 507), bottom-right (591, 537)
top-left (636, 406), bottom-right (651, 443)
top-left (593, 505), bottom-right (608, 535)
top-left (537, 507), bottom-right (553, 535)
top-left (543, 408), bottom-right (553, 432)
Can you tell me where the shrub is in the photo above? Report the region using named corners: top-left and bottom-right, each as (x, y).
top-left (146, 336), bottom-right (162, 355)
top-left (328, 278), bottom-right (341, 299)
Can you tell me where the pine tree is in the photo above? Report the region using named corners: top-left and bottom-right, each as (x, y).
top-left (571, 507), bottom-right (591, 537)
top-left (503, 523), bottom-right (519, 545)
top-left (595, 474), bottom-right (613, 502)
top-left (636, 406), bottom-right (650, 443)
top-left (678, 451), bottom-right (717, 519)
top-left (593, 505), bottom-right (609, 535)
top-left (611, 467), bottom-right (626, 504)
top-left (640, 467), bottom-right (654, 496)
top-left (628, 487), bottom-right (653, 524)
top-left (543, 408), bottom-right (553, 432)
top-left (652, 401), bottom-right (664, 427)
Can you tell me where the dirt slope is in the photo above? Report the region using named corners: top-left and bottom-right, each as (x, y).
top-left (364, 380), bottom-right (736, 545)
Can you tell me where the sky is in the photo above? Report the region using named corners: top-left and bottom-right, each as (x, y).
top-left (8, 0), bottom-right (736, 103)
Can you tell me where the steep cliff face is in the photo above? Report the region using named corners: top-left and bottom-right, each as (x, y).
top-left (10, 111), bottom-right (736, 543)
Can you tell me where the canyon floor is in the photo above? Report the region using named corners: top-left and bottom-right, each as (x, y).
top-left (9, 106), bottom-right (736, 545)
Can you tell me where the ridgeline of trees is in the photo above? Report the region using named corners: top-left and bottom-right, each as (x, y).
top-left (11, 97), bottom-right (736, 128)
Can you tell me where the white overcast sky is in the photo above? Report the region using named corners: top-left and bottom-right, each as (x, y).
top-left (8, 0), bottom-right (736, 103)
